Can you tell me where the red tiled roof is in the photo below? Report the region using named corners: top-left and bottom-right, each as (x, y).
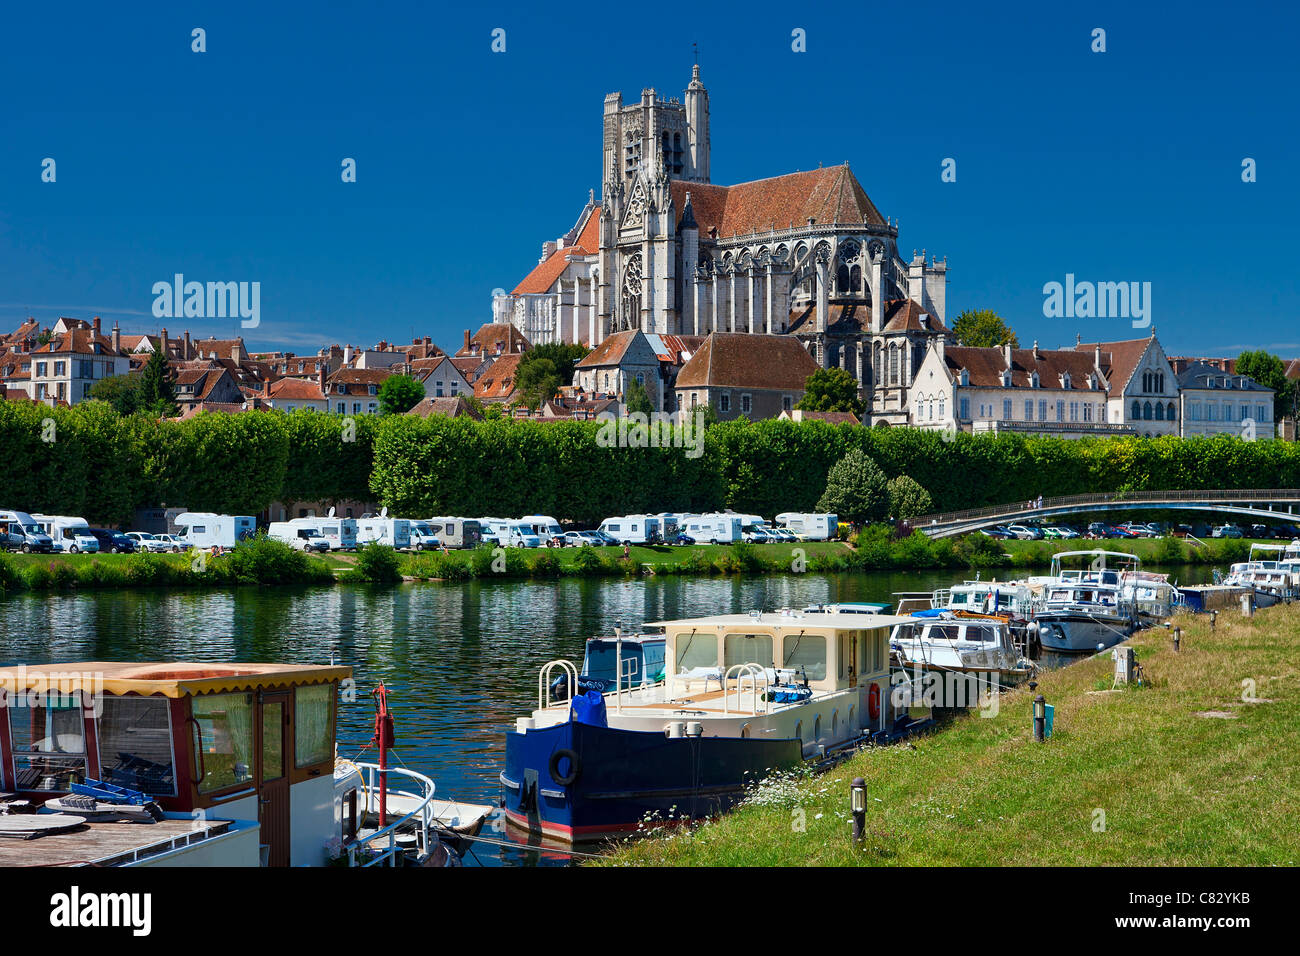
top-left (576, 330), bottom-right (638, 368)
top-left (268, 378), bottom-right (326, 401)
top-left (407, 395), bottom-right (484, 419)
top-left (30, 329), bottom-right (123, 356)
top-left (943, 346), bottom-right (1104, 389)
top-left (473, 351), bottom-right (524, 401)
top-left (457, 323), bottom-right (531, 358)
top-left (1075, 337), bottom-right (1154, 391)
top-left (669, 165), bottom-right (885, 238)
top-left (675, 333), bottom-right (820, 390)
top-left (512, 205), bottom-right (601, 295)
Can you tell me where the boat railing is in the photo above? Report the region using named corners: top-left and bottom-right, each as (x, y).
top-left (348, 762), bottom-right (438, 868)
top-left (722, 663), bottom-right (770, 716)
top-left (539, 659), bottom-right (578, 711)
top-left (932, 588), bottom-right (952, 609)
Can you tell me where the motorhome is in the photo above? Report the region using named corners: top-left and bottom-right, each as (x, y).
top-left (175, 513), bottom-right (257, 550)
top-left (519, 515), bottom-right (564, 544)
top-left (775, 512), bottom-right (839, 541)
top-left (31, 514), bottom-right (100, 554)
top-left (0, 510), bottom-right (54, 553)
top-left (296, 512), bottom-right (357, 551)
top-left (267, 520), bottom-right (332, 553)
top-left (681, 513), bottom-right (742, 544)
top-left (407, 521), bottom-right (441, 551)
top-left (597, 515), bottom-right (664, 545)
top-left (426, 517), bottom-right (482, 549)
top-left (356, 512), bottom-right (411, 550)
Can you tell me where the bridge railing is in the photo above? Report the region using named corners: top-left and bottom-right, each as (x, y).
top-left (910, 488), bottom-right (1300, 529)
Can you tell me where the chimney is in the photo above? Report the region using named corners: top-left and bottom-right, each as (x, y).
top-left (111, 322), bottom-right (121, 354)
top-left (463, 329), bottom-right (471, 352)
top-left (936, 335), bottom-right (945, 361)
top-left (92, 315), bottom-right (101, 334)
top-left (160, 328), bottom-right (169, 356)
top-left (1003, 343), bottom-right (1013, 369)
top-left (343, 344), bottom-right (353, 366)
top-left (1033, 339), bottom-right (1041, 360)
top-left (1095, 344), bottom-right (1102, 371)
top-left (184, 330), bottom-right (191, 359)
top-left (318, 364), bottom-right (328, 396)
top-left (231, 341), bottom-right (242, 364)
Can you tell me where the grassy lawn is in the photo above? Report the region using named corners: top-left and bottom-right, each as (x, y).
top-left (601, 604), bottom-right (1300, 866)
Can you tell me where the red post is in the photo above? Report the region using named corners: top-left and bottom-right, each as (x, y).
top-left (373, 684), bottom-right (394, 828)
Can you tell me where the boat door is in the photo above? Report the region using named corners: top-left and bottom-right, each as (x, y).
top-left (259, 692), bottom-right (292, 866)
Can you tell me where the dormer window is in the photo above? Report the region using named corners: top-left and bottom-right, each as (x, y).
top-left (1061, 372), bottom-right (1072, 389)
top-left (959, 368), bottom-right (969, 387)
top-left (1030, 372), bottom-right (1040, 389)
top-left (1002, 371), bottom-right (1012, 387)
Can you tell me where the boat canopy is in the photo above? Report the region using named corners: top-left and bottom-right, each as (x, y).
top-left (0, 661), bottom-right (351, 700)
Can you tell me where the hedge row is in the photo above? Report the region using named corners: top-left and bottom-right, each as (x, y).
top-left (5, 400), bottom-right (1300, 527)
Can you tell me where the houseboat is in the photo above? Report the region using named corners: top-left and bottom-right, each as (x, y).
top-left (1028, 550), bottom-right (1140, 653)
top-left (550, 630), bottom-right (667, 698)
top-left (501, 610), bottom-right (925, 844)
top-left (0, 661), bottom-right (490, 866)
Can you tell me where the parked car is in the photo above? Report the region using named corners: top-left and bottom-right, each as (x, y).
top-left (1005, 524), bottom-right (1043, 540)
top-left (155, 533), bottom-right (186, 552)
top-left (86, 528), bottom-right (136, 554)
top-left (981, 526), bottom-right (1013, 539)
top-left (1212, 524), bottom-right (1244, 538)
top-left (669, 532), bottom-right (697, 546)
top-left (1116, 522), bottom-right (1156, 538)
top-left (127, 532), bottom-right (172, 553)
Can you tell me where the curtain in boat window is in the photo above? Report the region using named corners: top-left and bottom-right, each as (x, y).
top-left (192, 692), bottom-right (254, 793)
top-left (781, 634), bottom-right (827, 680)
top-left (723, 633), bottom-right (774, 671)
top-left (295, 684), bottom-right (334, 767)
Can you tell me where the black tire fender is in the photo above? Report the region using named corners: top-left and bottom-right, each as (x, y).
top-left (548, 748), bottom-right (581, 786)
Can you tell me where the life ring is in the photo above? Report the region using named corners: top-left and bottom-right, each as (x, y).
top-left (868, 683), bottom-right (881, 721)
top-left (549, 748), bottom-right (581, 786)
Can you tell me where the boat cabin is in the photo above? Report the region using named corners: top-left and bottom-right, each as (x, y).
top-left (0, 661), bottom-right (350, 866)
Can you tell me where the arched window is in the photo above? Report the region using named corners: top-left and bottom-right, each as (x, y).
top-left (1143, 401), bottom-right (1153, 420)
top-left (1132, 400), bottom-right (1141, 419)
top-left (873, 343), bottom-right (883, 385)
top-left (1031, 372), bottom-right (1040, 388)
top-left (1142, 371), bottom-right (1150, 392)
top-left (888, 344), bottom-right (899, 385)
top-left (1167, 402), bottom-right (1176, 421)
top-left (1155, 402), bottom-right (1165, 420)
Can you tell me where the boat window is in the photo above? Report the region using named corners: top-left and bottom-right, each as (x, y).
top-left (191, 692), bottom-right (255, 793)
top-left (724, 633), bottom-right (774, 670)
top-left (962, 626), bottom-right (993, 643)
top-left (929, 625), bottom-right (963, 642)
top-left (97, 697), bottom-right (176, 796)
top-left (8, 696), bottom-right (87, 792)
top-left (782, 633), bottom-right (827, 680)
top-left (295, 684), bottom-right (334, 768)
top-left (674, 631), bottom-right (718, 672)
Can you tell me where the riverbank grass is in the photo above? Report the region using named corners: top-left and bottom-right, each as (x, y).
top-left (603, 604), bottom-right (1300, 866)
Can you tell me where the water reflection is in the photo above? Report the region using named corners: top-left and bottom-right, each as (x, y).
top-left (2, 565), bottom-right (1212, 865)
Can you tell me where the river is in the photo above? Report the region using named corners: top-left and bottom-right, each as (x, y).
top-left (1, 564), bottom-right (1214, 865)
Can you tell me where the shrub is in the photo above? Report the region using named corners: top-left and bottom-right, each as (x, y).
top-left (529, 551), bottom-right (561, 577)
top-left (817, 448), bottom-right (889, 523)
top-left (353, 542), bottom-right (403, 584)
top-left (887, 475), bottom-right (934, 521)
top-left (0, 554), bottom-right (22, 591)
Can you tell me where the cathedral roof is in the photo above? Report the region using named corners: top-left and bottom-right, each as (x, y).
top-left (675, 333), bottom-right (819, 391)
top-left (512, 204), bottom-right (601, 295)
top-left (787, 298), bottom-right (946, 336)
top-left (669, 165), bottom-right (885, 239)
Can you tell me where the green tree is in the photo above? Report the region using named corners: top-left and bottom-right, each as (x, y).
top-left (515, 357), bottom-right (562, 410)
top-left (89, 374), bottom-right (144, 415)
top-left (816, 447), bottom-right (889, 523)
top-left (625, 378), bottom-right (654, 416)
top-left (796, 368), bottom-right (864, 416)
top-left (378, 374), bottom-right (425, 415)
top-left (139, 350), bottom-right (178, 417)
top-left (1235, 350), bottom-right (1296, 425)
top-left (952, 309), bottom-right (1019, 348)
top-left (887, 474), bottom-right (934, 520)
top-left (520, 343), bottom-right (590, 385)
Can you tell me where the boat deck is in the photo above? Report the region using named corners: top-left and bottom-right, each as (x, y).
top-left (0, 815), bottom-right (231, 867)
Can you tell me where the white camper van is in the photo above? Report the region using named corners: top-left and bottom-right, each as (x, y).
top-left (775, 512), bottom-right (839, 541)
top-left (519, 515), bottom-right (563, 545)
top-left (682, 513), bottom-right (743, 544)
top-left (476, 518), bottom-right (541, 548)
top-left (0, 510), bottom-right (54, 553)
top-left (356, 510), bottom-right (411, 550)
top-left (31, 514), bottom-right (100, 554)
top-left (407, 521), bottom-right (441, 551)
top-left (175, 513), bottom-right (257, 550)
top-left (299, 510), bottom-right (357, 551)
top-left (597, 515), bottom-right (664, 545)
top-left (267, 521), bottom-right (332, 553)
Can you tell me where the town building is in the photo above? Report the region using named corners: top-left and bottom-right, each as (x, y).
top-left (674, 332), bottom-right (819, 420)
top-left (27, 317), bottom-right (130, 405)
top-left (1076, 334), bottom-right (1179, 437)
top-left (572, 330), bottom-right (702, 411)
top-left (1176, 361), bottom-right (1275, 438)
top-left (910, 340), bottom-right (1131, 438)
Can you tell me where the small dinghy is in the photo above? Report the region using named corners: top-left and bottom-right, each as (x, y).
top-left (44, 794), bottom-right (164, 823)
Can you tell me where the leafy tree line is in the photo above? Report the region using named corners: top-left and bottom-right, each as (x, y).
top-left (7, 400), bottom-right (1300, 527)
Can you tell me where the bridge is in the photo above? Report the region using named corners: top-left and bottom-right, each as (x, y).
top-left (910, 489), bottom-right (1300, 539)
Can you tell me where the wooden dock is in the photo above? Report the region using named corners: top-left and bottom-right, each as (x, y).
top-left (0, 816), bottom-right (231, 867)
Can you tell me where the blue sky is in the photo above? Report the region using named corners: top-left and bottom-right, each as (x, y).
top-left (1, 0), bottom-right (1296, 357)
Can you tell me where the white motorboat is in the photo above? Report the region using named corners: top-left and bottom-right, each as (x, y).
top-left (1223, 544), bottom-right (1298, 607)
top-left (1029, 550), bottom-right (1140, 653)
top-left (890, 614), bottom-right (1034, 689)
